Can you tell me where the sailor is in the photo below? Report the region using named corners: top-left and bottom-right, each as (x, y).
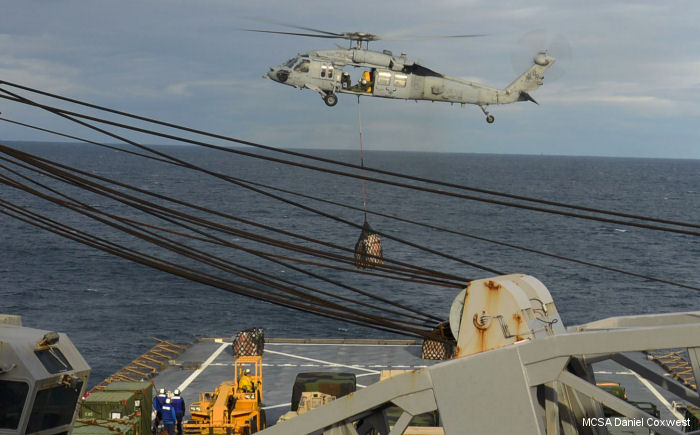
top-left (341, 72), bottom-right (351, 89)
top-left (171, 389), bottom-right (186, 435)
top-left (239, 368), bottom-right (254, 393)
top-left (152, 388), bottom-right (167, 434)
top-left (161, 397), bottom-right (177, 435)
top-left (360, 70), bottom-right (373, 93)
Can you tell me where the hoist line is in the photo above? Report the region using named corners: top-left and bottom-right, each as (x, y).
top-left (0, 91), bottom-right (496, 277)
top-left (1, 90), bottom-right (698, 238)
top-left (1, 80), bottom-right (698, 232)
top-left (0, 151), bottom-right (450, 324)
top-left (0, 200), bottom-right (437, 339)
top-left (357, 96), bottom-right (368, 221)
top-left (4, 118), bottom-right (696, 293)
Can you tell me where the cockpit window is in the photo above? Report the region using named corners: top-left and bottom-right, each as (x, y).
top-left (294, 59), bottom-right (310, 73)
top-left (284, 58), bottom-right (297, 68)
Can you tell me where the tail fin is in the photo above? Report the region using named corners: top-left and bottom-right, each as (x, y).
top-left (505, 51), bottom-right (555, 101)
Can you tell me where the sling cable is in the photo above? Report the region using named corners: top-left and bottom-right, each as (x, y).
top-left (353, 95), bottom-right (384, 270)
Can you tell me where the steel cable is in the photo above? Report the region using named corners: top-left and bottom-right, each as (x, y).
top-left (0, 80), bottom-right (698, 231)
top-left (3, 117), bottom-right (697, 292)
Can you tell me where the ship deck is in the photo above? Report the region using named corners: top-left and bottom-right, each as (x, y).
top-left (149, 337), bottom-right (689, 429)
top-left (152, 337), bottom-right (440, 424)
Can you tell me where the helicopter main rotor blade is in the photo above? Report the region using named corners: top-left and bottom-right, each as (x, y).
top-left (240, 29), bottom-right (342, 39)
top-left (380, 34), bottom-right (487, 41)
top-left (243, 18), bottom-right (343, 37)
top-left (242, 18), bottom-right (486, 44)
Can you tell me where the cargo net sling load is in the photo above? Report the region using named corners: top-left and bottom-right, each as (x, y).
top-left (353, 220), bottom-right (384, 270)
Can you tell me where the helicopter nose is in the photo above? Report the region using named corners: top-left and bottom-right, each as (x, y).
top-left (263, 67), bottom-right (273, 80)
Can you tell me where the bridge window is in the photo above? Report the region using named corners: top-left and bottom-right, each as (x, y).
top-left (294, 59), bottom-right (310, 73)
top-left (35, 347), bottom-right (72, 374)
top-left (26, 381), bottom-right (84, 433)
top-left (394, 74), bottom-right (408, 87)
top-left (376, 71), bottom-right (392, 86)
top-left (0, 380), bottom-right (29, 429)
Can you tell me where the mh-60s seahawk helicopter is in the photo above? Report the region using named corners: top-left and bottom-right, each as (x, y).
top-left (247, 23), bottom-right (556, 123)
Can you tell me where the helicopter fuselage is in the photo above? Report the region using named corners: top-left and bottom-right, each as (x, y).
top-left (264, 48), bottom-right (554, 123)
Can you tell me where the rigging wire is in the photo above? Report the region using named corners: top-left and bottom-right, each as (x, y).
top-left (1, 80), bottom-right (698, 231)
top-left (0, 163), bottom-right (443, 332)
top-left (0, 81), bottom-right (696, 335)
top-left (0, 146), bottom-right (456, 323)
top-left (0, 89), bottom-right (500, 275)
top-left (0, 198), bottom-right (438, 338)
top-left (3, 117), bottom-right (698, 292)
top-left (1, 88), bottom-right (698, 238)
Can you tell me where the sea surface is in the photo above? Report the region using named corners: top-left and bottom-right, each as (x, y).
top-left (2, 142), bottom-right (699, 387)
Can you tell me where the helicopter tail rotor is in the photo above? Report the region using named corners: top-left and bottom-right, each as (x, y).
top-left (511, 30), bottom-right (571, 82)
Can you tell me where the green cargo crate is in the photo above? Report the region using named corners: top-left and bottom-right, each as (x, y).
top-left (73, 417), bottom-right (138, 435)
top-left (102, 381), bottom-right (153, 435)
top-left (79, 390), bottom-right (138, 419)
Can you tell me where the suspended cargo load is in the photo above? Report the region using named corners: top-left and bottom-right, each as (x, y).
top-left (421, 323), bottom-right (456, 360)
top-left (353, 220), bottom-right (384, 269)
top-left (233, 327), bottom-right (264, 357)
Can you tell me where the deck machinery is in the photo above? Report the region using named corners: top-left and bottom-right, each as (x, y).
top-left (257, 274), bottom-right (700, 435)
top-left (184, 332), bottom-right (266, 435)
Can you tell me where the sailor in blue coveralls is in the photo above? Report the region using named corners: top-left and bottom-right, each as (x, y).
top-left (152, 388), bottom-right (168, 434)
top-left (171, 389), bottom-right (186, 435)
top-left (161, 398), bottom-right (177, 435)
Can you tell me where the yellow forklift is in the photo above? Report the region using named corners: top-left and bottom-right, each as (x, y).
top-left (184, 329), bottom-right (266, 435)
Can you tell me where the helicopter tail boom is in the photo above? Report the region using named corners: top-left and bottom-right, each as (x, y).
top-left (504, 51), bottom-right (555, 101)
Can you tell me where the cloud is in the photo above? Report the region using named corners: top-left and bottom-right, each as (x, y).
top-left (166, 79), bottom-right (244, 96)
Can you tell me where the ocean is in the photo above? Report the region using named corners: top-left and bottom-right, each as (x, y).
top-left (1, 141), bottom-right (699, 387)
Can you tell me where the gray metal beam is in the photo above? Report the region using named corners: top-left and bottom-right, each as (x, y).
top-left (258, 312), bottom-right (700, 435)
top-left (572, 312), bottom-right (700, 331)
top-left (558, 371), bottom-right (684, 435)
top-left (388, 412), bottom-right (413, 435)
top-left (610, 353), bottom-right (699, 406)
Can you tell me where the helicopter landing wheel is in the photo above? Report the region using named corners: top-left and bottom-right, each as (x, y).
top-left (486, 115), bottom-right (495, 124)
top-left (323, 93), bottom-right (338, 107)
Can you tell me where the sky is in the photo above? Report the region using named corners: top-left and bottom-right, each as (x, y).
top-left (1, 1), bottom-right (699, 158)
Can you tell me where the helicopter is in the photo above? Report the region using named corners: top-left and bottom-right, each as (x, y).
top-left (247, 23), bottom-right (556, 123)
